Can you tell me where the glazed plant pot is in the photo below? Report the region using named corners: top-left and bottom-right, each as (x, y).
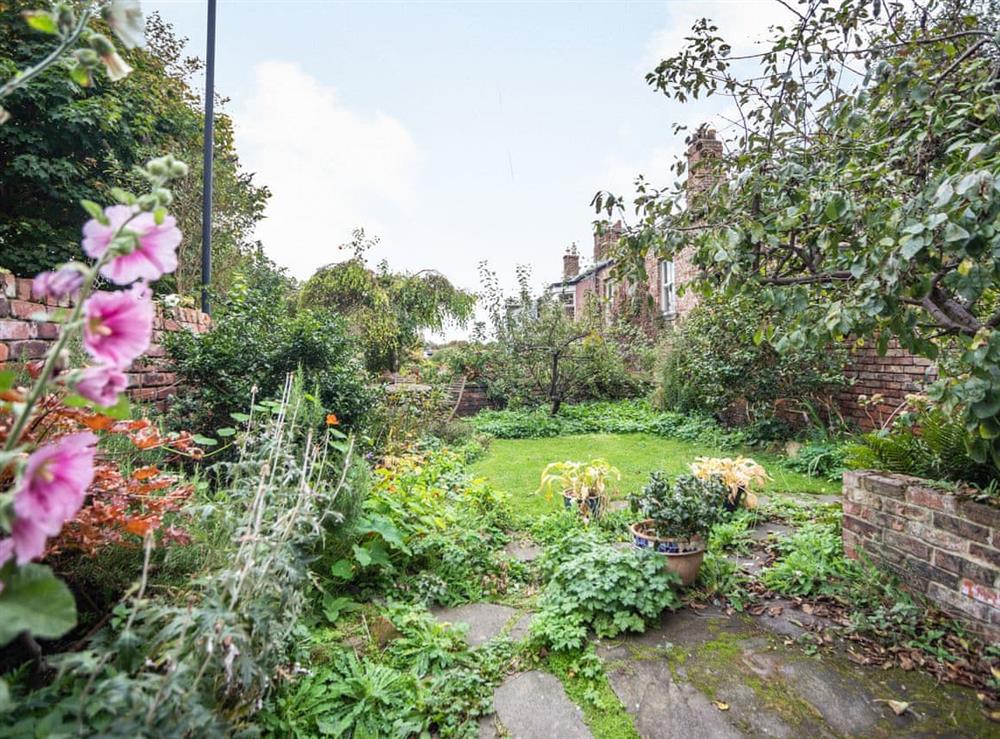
top-left (629, 520), bottom-right (705, 586)
top-left (723, 486), bottom-right (746, 513)
top-left (563, 491), bottom-right (603, 517)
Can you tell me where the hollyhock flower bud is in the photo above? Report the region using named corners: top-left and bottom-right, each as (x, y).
top-left (32, 266), bottom-right (84, 300)
top-left (75, 365), bottom-right (128, 407)
top-left (83, 283), bottom-right (154, 369)
top-left (89, 34), bottom-right (133, 82)
top-left (82, 204), bottom-right (181, 285)
top-left (0, 433), bottom-right (98, 566)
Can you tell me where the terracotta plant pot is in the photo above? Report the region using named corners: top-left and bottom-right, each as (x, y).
top-left (563, 491), bottom-right (603, 517)
top-left (629, 520), bottom-right (705, 586)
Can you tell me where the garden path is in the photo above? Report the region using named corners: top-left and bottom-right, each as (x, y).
top-left (434, 502), bottom-right (995, 738)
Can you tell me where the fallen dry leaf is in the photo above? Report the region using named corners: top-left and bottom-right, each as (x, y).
top-left (713, 701), bottom-right (730, 711)
top-left (875, 699), bottom-right (910, 716)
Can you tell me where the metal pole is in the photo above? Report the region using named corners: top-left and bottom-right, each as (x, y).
top-left (200, 0), bottom-right (217, 315)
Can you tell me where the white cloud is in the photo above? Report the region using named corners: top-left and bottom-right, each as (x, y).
top-left (233, 61), bottom-right (422, 278)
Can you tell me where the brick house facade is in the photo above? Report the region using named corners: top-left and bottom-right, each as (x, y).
top-left (548, 130), bottom-right (720, 325)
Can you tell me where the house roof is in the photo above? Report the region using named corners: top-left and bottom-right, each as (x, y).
top-left (548, 258), bottom-right (615, 289)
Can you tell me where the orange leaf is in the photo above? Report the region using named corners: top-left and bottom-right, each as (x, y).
top-left (326, 414), bottom-right (339, 426)
top-left (132, 465), bottom-right (160, 480)
top-left (80, 414), bottom-right (115, 431)
top-left (124, 516), bottom-right (160, 536)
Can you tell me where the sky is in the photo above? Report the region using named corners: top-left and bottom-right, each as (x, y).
top-left (147, 0), bottom-right (793, 336)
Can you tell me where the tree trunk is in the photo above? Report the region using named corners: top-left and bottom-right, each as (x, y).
top-left (548, 352), bottom-right (561, 415)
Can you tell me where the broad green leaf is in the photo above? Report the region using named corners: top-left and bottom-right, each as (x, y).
top-left (229, 412), bottom-right (250, 423)
top-left (215, 427), bottom-right (236, 437)
top-left (192, 434), bottom-right (218, 446)
top-left (329, 559), bottom-right (354, 580)
top-left (0, 370), bottom-right (14, 393)
top-left (825, 194), bottom-right (847, 221)
top-left (23, 11), bottom-right (57, 34)
top-left (0, 565), bottom-right (77, 646)
top-left (352, 544), bottom-right (372, 567)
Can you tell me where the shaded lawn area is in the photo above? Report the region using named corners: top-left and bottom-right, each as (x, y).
top-left (470, 433), bottom-right (835, 518)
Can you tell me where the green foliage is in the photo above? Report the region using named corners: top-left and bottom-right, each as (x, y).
top-left (596, 0), bottom-right (1000, 466)
top-left (323, 445), bottom-right (517, 606)
top-left (533, 529), bottom-right (681, 650)
top-left (652, 293), bottom-right (846, 423)
top-left (695, 551), bottom-right (750, 612)
top-left (630, 472), bottom-right (728, 539)
top-left (761, 522), bottom-right (858, 598)
top-left (782, 441), bottom-right (849, 482)
top-left (473, 400), bottom-right (747, 449)
top-left (0, 563), bottom-right (76, 646)
top-left (300, 231), bottom-right (476, 373)
top-left (0, 6), bottom-right (267, 296)
top-left (846, 407), bottom-right (996, 485)
top-left (165, 255), bottom-right (377, 436)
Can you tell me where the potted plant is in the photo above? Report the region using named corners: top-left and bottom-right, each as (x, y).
top-left (628, 473), bottom-right (727, 585)
top-left (537, 459), bottom-right (621, 521)
top-left (689, 456), bottom-right (770, 511)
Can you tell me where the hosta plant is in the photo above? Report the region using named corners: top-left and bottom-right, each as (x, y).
top-left (536, 458), bottom-right (621, 520)
top-left (690, 456), bottom-right (770, 509)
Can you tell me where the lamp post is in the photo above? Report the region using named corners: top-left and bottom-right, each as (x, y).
top-left (200, 0), bottom-right (217, 315)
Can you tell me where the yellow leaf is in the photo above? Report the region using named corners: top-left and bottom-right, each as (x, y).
top-left (713, 701), bottom-right (730, 711)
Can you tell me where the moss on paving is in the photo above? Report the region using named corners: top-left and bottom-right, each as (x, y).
top-left (545, 651), bottom-right (641, 739)
top-left (472, 433), bottom-right (834, 518)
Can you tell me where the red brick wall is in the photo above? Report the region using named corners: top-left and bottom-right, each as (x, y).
top-left (0, 274), bottom-right (210, 406)
top-left (837, 341), bottom-right (937, 431)
top-left (843, 470), bottom-right (1000, 643)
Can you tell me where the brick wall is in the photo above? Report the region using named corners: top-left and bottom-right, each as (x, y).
top-left (0, 274), bottom-right (210, 406)
top-left (843, 470), bottom-right (1000, 643)
top-left (837, 341), bottom-right (937, 431)
top-left (454, 383), bottom-right (493, 417)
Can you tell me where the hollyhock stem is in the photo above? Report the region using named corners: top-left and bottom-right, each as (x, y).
top-left (3, 214), bottom-right (142, 453)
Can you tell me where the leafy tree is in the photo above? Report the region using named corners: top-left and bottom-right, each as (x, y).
top-left (0, 4), bottom-right (268, 299)
top-left (595, 0), bottom-right (1000, 462)
top-left (299, 230), bottom-right (477, 373)
top-left (165, 253), bottom-right (377, 436)
top-left (480, 265), bottom-right (643, 414)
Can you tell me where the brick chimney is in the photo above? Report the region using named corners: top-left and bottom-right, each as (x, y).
top-left (563, 243), bottom-right (580, 280)
top-left (593, 220), bottom-right (623, 263)
top-left (686, 125), bottom-right (723, 201)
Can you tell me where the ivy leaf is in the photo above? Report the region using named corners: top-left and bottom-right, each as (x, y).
top-left (944, 222), bottom-right (970, 242)
top-left (0, 565), bottom-right (77, 646)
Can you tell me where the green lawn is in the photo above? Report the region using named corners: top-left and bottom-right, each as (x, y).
top-left (470, 433), bottom-right (836, 517)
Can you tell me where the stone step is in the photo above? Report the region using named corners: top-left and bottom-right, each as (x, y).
top-left (431, 602), bottom-right (533, 648)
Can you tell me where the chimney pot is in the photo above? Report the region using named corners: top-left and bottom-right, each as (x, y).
top-left (563, 243), bottom-right (580, 280)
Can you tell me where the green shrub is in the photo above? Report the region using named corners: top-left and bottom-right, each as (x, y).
top-left (533, 531), bottom-right (681, 650)
top-left (629, 473), bottom-right (728, 540)
top-left (651, 293), bottom-right (847, 426)
top-left (165, 257), bottom-right (377, 436)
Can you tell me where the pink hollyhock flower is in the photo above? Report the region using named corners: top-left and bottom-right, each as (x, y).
top-left (82, 204), bottom-right (181, 285)
top-left (32, 267), bottom-right (85, 300)
top-left (75, 365), bottom-right (128, 407)
top-left (83, 284), bottom-right (154, 369)
top-left (0, 433), bottom-right (98, 567)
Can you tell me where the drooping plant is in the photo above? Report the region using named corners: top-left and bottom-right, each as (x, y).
top-left (536, 458), bottom-right (621, 520)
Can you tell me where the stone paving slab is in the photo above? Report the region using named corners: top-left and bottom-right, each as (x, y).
top-left (504, 539), bottom-right (543, 562)
top-left (595, 608), bottom-right (993, 738)
top-left (432, 603), bottom-right (518, 648)
top-left (748, 521), bottom-right (794, 542)
top-left (491, 671), bottom-right (592, 738)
